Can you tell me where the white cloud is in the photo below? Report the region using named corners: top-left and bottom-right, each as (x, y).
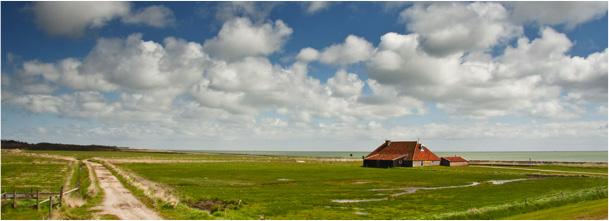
top-left (365, 26), bottom-right (606, 119)
top-left (4, 2), bottom-right (608, 150)
top-left (203, 17), bottom-right (293, 61)
top-left (304, 2), bottom-right (332, 14)
top-left (507, 2), bottom-right (608, 28)
top-left (401, 2), bottom-right (521, 56)
top-left (497, 28), bottom-right (608, 102)
top-left (319, 35), bottom-right (374, 66)
top-left (215, 2), bottom-right (278, 22)
top-left (326, 70), bottom-right (364, 98)
top-left (296, 47), bottom-right (320, 63)
top-left (122, 5), bottom-right (175, 28)
top-left (31, 2), bottom-right (130, 37)
top-left (30, 2), bottom-right (175, 37)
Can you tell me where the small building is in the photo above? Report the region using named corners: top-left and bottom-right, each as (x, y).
top-left (440, 156), bottom-right (469, 167)
top-left (363, 140), bottom-right (441, 168)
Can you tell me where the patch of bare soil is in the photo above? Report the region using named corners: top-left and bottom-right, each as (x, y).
top-left (89, 162), bottom-right (161, 220)
top-left (189, 199), bottom-right (241, 213)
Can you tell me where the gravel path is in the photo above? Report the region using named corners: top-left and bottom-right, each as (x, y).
top-left (90, 162), bottom-right (162, 220)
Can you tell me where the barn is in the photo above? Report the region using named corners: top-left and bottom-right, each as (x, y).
top-left (363, 140), bottom-right (441, 168)
top-left (440, 156), bottom-right (469, 167)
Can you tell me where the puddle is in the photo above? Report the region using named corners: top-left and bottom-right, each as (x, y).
top-left (353, 181), bottom-right (370, 185)
top-left (354, 211), bottom-right (369, 215)
top-left (332, 198), bottom-right (386, 203)
top-left (333, 181), bottom-right (483, 203)
top-left (333, 178), bottom-right (535, 204)
top-left (487, 178), bottom-right (529, 185)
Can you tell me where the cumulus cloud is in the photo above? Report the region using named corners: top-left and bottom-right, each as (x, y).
top-left (31, 2), bottom-right (130, 37)
top-left (497, 28), bottom-right (608, 102)
top-left (401, 2), bottom-right (521, 56)
top-left (122, 5), bottom-right (175, 28)
top-left (4, 25), bottom-right (425, 138)
top-left (4, 2), bottom-right (608, 149)
top-left (304, 2), bottom-right (332, 14)
top-left (326, 70), bottom-right (364, 98)
top-left (296, 47), bottom-right (320, 63)
top-left (507, 2), bottom-right (608, 28)
top-left (215, 2), bottom-right (278, 22)
top-left (319, 35), bottom-right (374, 66)
top-left (365, 26), bottom-right (607, 118)
top-left (30, 2), bottom-right (175, 37)
top-left (203, 17), bottom-right (293, 61)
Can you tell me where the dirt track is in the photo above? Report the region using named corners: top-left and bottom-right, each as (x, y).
top-left (89, 162), bottom-right (162, 220)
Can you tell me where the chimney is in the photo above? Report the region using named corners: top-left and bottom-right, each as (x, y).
top-left (385, 140), bottom-right (391, 146)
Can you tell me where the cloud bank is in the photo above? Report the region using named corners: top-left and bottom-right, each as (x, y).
top-left (3, 2), bottom-right (607, 150)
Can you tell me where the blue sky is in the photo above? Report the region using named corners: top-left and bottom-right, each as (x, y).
top-left (1, 2), bottom-right (608, 151)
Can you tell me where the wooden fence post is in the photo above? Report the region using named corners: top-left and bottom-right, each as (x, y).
top-left (58, 186), bottom-right (64, 207)
top-left (48, 196), bottom-right (53, 219)
top-left (36, 190), bottom-right (40, 210)
top-left (12, 189), bottom-right (17, 208)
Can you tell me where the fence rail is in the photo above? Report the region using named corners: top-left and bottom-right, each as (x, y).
top-left (1, 162), bottom-right (84, 219)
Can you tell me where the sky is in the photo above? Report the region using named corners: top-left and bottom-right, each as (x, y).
top-left (1, 1), bottom-right (608, 151)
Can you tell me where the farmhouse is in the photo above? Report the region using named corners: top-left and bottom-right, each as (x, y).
top-left (440, 156), bottom-right (469, 167)
top-left (363, 140), bottom-right (440, 168)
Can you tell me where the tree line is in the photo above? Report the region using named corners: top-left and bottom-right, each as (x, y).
top-left (1, 140), bottom-right (127, 151)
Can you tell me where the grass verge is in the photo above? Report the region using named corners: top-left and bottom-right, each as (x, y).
top-left (59, 160), bottom-right (104, 219)
top-left (503, 198), bottom-right (608, 220)
top-left (433, 185), bottom-right (608, 219)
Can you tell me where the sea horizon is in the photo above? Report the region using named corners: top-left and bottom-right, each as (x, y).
top-left (180, 149), bottom-right (609, 162)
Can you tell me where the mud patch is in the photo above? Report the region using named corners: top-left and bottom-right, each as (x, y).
top-left (190, 199), bottom-right (241, 213)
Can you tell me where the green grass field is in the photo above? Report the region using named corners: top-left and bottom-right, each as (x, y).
top-left (1, 152), bottom-right (71, 192)
top-left (1, 151), bottom-right (74, 219)
top-left (2, 149), bottom-right (607, 220)
top-left (504, 198), bottom-right (608, 220)
top-left (117, 159), bottom-right (608, 219)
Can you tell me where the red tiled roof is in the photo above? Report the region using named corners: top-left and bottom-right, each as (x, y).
top-left (442, 156), bottom-right (468, 162)
top-left (365, 141), bottom-right (440, 161)
top-left (413, 146), bottom-right (441, 161)
top-left (365, 154), bottom-right (408, 160)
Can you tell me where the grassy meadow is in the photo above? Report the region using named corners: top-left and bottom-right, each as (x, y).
top-left (117, 160), bottom-right (607, 219)
top-left (1, 151), bottom-right (74, 219)
top-left (1, 149), bottom-right (608, 219)
top-left (1, 152), bottom-right (71, 192)
top-left (503, 198), bottom-right (608, 220)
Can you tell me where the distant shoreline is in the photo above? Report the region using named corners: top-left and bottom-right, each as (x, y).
top-left (181, 150), bottom-right (608, 163)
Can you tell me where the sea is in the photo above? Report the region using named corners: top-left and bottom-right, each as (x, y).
top-left (199, 150), bottom-right (608, 162)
